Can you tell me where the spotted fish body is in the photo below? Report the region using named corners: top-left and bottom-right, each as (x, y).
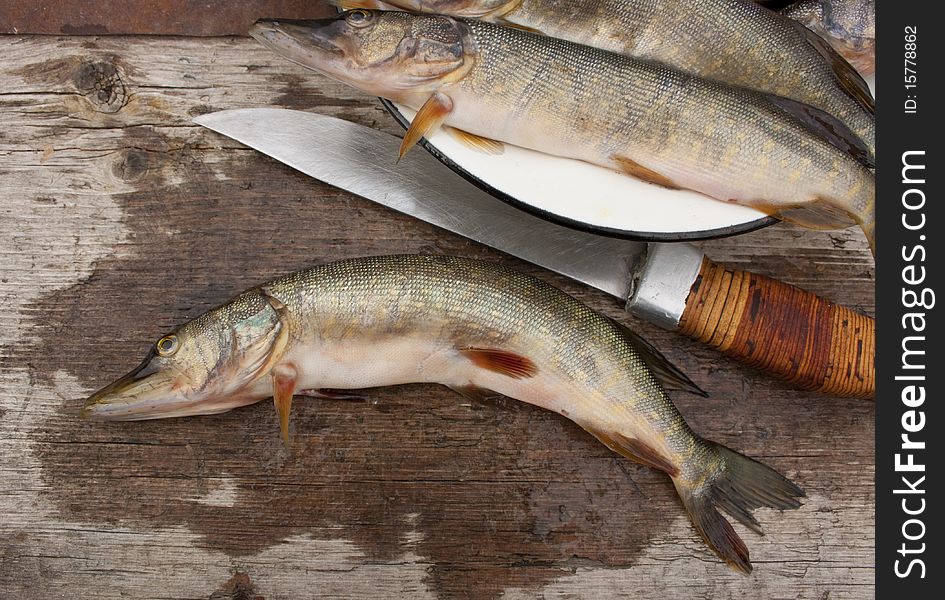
top-left (453, 19), bottom-right (872, 213)
top-left (83, 255), bottom-right (804, 573)
top-left (261, 256), bottom-right (696, 452)
top-left (783, 0), bottom-right (875, 76)
top-left (251, 12), bottom-right (876, 252)
top-left (352, 0), bottom-right (875, 157)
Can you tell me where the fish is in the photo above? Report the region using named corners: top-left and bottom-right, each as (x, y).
top-left (249, 11), bottom-right (876, 253)
top-left (334, 0), bottom-right (875, 157)
top-left (82, 254), bottom-right (804, 573)
top-left (782, 0), bottom-right (875, 76)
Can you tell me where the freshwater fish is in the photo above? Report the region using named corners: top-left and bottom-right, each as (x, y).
top-left (82, 254), bottom-right (804, 573)
top-left (783, 0), bottom-right (875, 76)
top-left (250, 11), bottom-right (876, 252)
top-left (336, 0), bottom-right (875, 156)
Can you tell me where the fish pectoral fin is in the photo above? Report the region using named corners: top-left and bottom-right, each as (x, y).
top-left (271, 363), bottom-right (298, 447)
top-left (613, 156), bottom-right (681, 189)
top-left (297, 388), bottom-right (369, 401)
top-left (610, 319), bottom-right (707, 397)
top-left (583, 426), bottom-right (679, 476)
top-left (446, 127), bottom-right (505, 155)
top-left (400, 92), bottom-right (453, 159)
top-left (459, 347), bottom-right (538, 379)
top-left (790, 19), bottom-right (874, 114)
top-left (447, 384), bottom-right (504, 403)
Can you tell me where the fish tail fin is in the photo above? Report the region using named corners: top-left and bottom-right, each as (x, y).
top-left (672, 439), bottom-right (805, 574)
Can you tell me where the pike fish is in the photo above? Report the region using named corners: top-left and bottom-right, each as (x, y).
top-left (250, 11), bottom-right (876, 252)
top-left (338, 0), bottom-right (875, 156)
top-left (783, 0), bottom-right (875, 76)
top-left (82, 255), bottom-right (804, 573)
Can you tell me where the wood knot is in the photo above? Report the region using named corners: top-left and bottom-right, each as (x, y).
top-left (73, 61), bottom-right (127, 113)
top-left (112, 149), bottom-right (149, 182)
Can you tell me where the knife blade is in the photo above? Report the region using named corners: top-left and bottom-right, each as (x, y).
top-left (194, 108), bottom-right (874, 398)
top-left (197, 108), bottom-right (645, 300)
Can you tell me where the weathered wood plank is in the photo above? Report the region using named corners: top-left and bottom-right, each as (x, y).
top-left (1, 1), bottom-right (334, 36)
top-left (0, 35), bottom-right (873, 599)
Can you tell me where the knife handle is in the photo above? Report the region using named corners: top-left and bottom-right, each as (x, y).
top-left (677, 257), bottom-right (874, 398)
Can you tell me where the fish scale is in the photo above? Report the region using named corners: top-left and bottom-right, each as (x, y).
top-left (84, 254), bottom-right (805, 573)
top-left (359, 0), bottom-right (874, 155)
top-left (452, 18), bottom-right (873, 237)
top-left (249, 11), bottom-right (875, 252)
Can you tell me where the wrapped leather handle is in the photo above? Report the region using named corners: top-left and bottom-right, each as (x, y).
top-left (678, 257), bottom-right (874, 398)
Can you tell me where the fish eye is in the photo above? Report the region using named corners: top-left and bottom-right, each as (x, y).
top-left (156, 335), bottom-right (179, 357)
top-left (344, 9), bottom-right (373, 27)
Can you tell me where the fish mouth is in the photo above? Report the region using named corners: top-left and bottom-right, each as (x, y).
top-left (80, 354), bottom-right (193, 421)
top-left (250, 18), bottom-right (347, 60)
top-left (82, 353), bottom-right (264, 421)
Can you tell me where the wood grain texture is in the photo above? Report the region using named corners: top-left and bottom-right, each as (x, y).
top-left (679, 257), bottom-right (875, 398)
top-left (0, 35), bottom-right (874, 599)
top-left (1, 1), bottom-right (335, 36)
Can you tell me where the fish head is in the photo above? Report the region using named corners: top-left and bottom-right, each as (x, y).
top-left (82, 289), bottom-right (288, 421)
top-left (250, 11), bottom-right (475, 101)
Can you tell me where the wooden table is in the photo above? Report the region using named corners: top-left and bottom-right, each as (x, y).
top-left (0, 28), bottom-right (874, 600)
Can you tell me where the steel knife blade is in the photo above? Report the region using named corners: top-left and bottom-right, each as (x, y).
top-left (196, 108), bottom-right (650, 302)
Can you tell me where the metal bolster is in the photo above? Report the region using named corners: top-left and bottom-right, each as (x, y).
top-left (625, 244), bottom-right (705, 330)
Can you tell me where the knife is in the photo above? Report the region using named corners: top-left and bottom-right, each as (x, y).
top-left (194, 108), bottom-right (874, 399)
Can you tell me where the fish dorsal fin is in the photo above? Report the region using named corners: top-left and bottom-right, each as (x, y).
top-left (446, 127), bottom-right (505, 154)
top-left (768, 94), bottom-right (873, 170)
top-left (790, 19), bottom-right (874, 114)
top-left (611, 319), bottom-right (707, 397)
top-left (400, 92), bottom-right (453, 159)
